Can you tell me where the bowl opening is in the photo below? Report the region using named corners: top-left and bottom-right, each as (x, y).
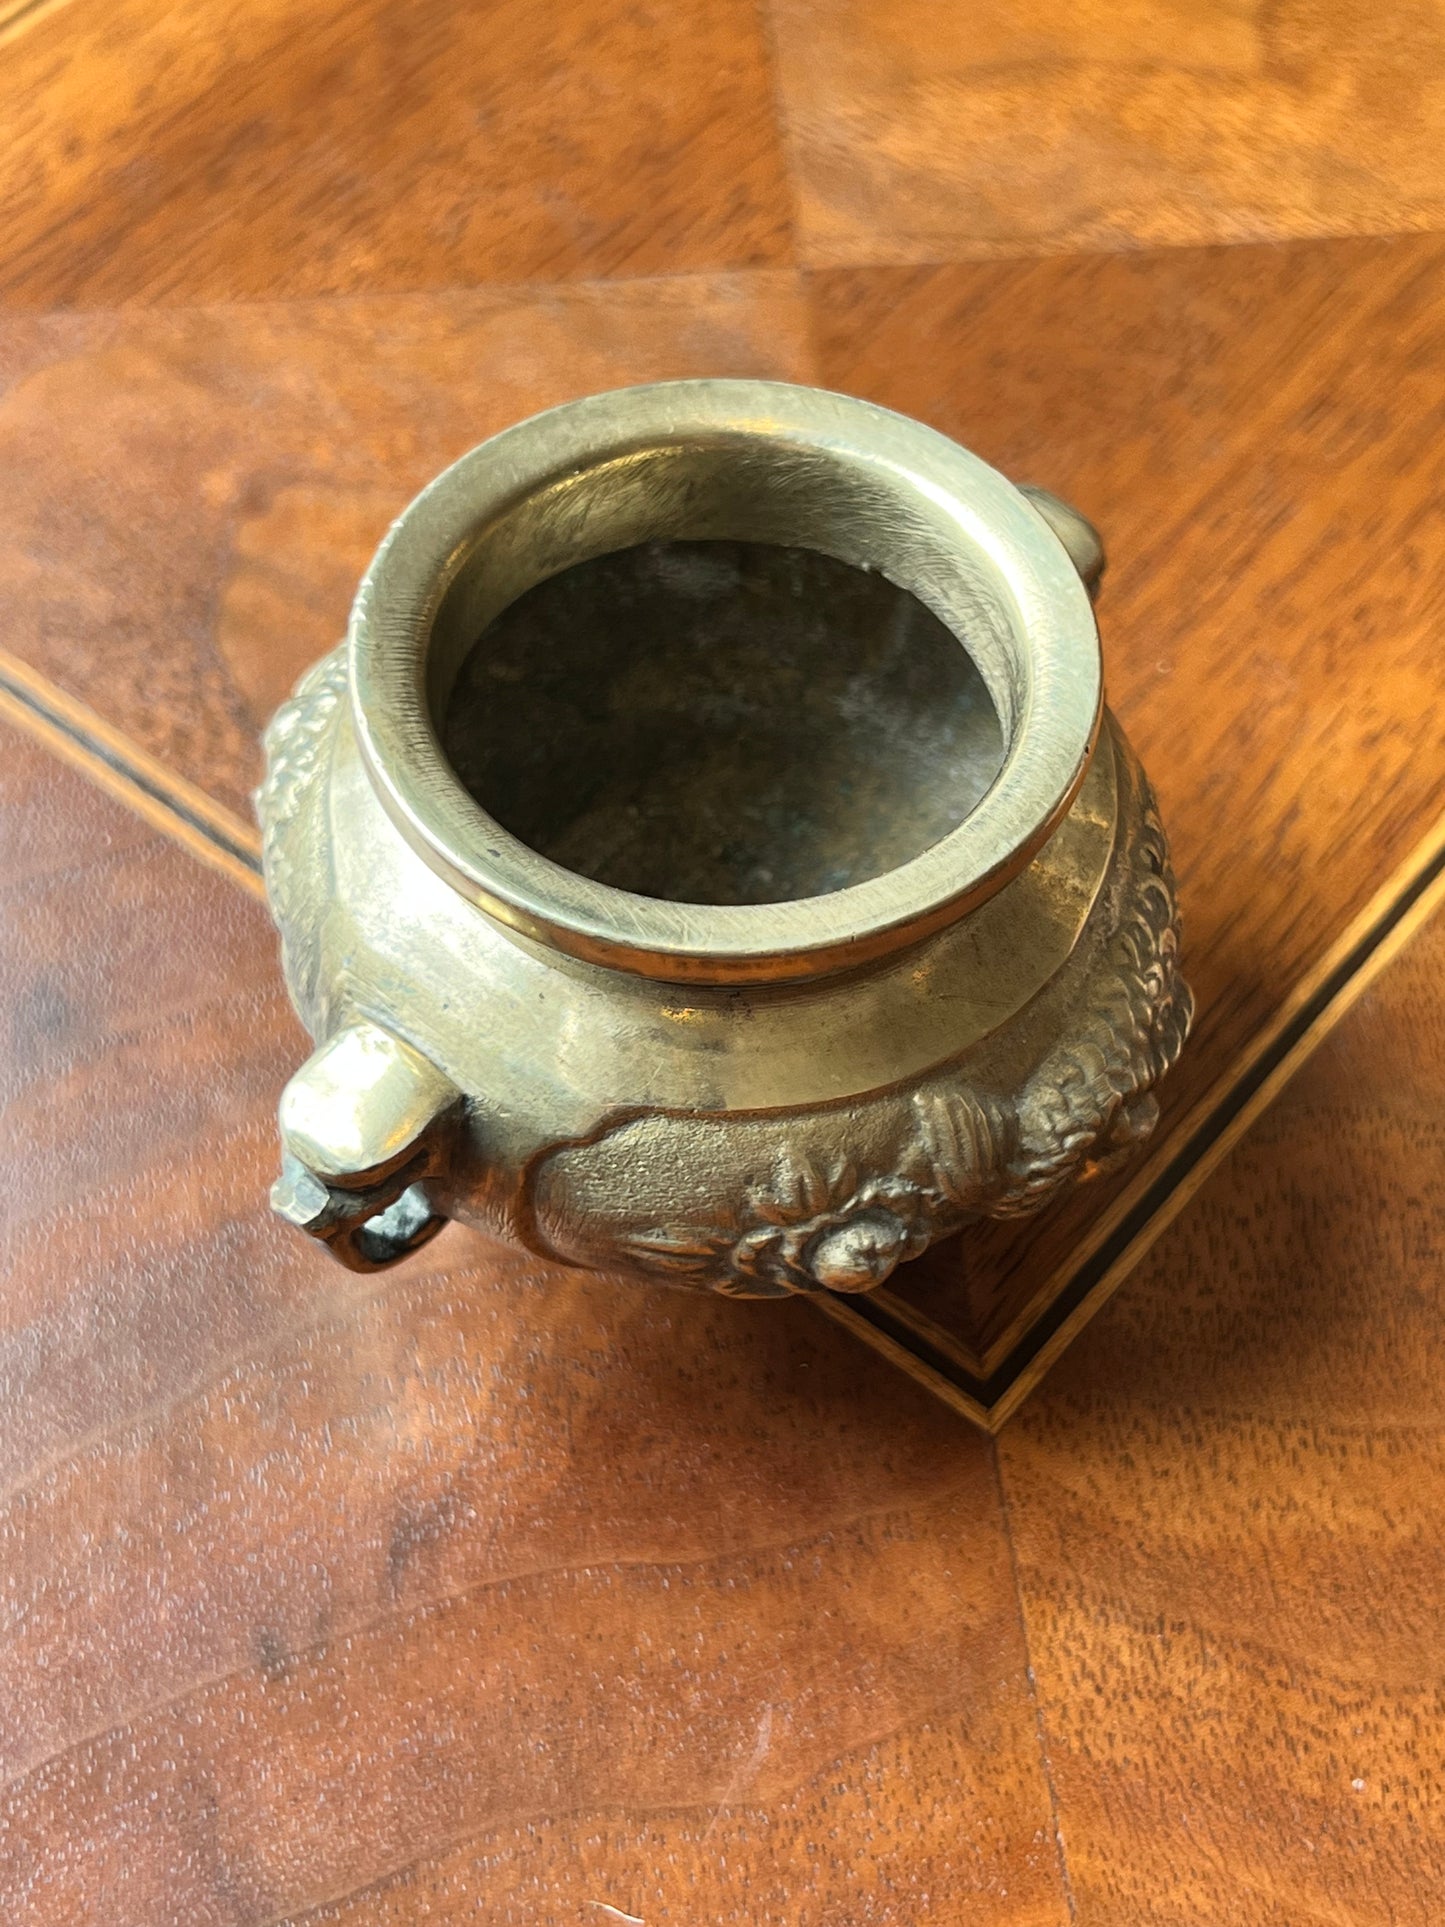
top-left (350, 383), bottom-right (1100, 982)
top-left (438, 537), bottom-right (1006, 907)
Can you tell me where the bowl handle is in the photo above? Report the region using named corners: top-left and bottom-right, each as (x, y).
top-left (270, 1018), bottom-right (461, 1271)
top-left (1019, 486), bottom-right (1105, 599)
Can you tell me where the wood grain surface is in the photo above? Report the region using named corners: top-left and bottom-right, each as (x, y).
top-left (998, 876), bottom-right (1445, 1924)
top-left (0, 273), bottom-right (814, 815)
top-left (4, 712), bottom-right (1443, 1923)
top-left (0, 0), bottom-right (792, 307)
top-left (0, 723), bottom-right (1075, 1926)
top-left (812, 233), bottom-right (1445, 1362)
top-left (6, 0), bottom-right (1445, 1912)
top-left (769, 0), bottom-right (1445, 266)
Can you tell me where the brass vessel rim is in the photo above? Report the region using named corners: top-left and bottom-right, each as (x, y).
top-left (348, 379), bottom-right (1103, 984)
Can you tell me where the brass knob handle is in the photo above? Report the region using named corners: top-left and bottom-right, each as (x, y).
top-left (270, 1019), bottom-right (461, 1271)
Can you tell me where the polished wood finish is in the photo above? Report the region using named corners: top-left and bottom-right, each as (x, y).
top-left (6, 0), bottom-right (1445, 1910)
top-left (0, 726), bottom-right (1070, 1925)
top-left (3, 729), bottom-right (1443, 1921)
top-left (998, 899), bottom-right (1445, 1922)
top-left (0, 642), bottom-right (264, 897)
top-left (0, 274), bottom-right (813, 815)
top-left (0, 0), bottom-right (792, 307)
top-left (769, 0), bottom-right (1445, 266)
top-left (814, 234), bottom-right (1445, 1374)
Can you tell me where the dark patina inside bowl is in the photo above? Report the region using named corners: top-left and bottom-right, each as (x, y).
top-left (441, 538), bottom-right (1006, 908)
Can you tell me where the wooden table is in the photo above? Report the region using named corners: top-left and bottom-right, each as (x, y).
top-left (1, 0), bottom-right (1442, 1917)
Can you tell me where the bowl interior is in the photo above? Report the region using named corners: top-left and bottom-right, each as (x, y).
top-left (439, 537), bottom-right (1006, 907)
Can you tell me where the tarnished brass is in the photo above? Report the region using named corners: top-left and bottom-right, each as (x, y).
top-left (257, 380), bottom-right (1192, 1292)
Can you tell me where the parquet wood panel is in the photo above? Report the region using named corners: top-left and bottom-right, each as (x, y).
top-left (767, 0), bottom-right (1445, 267)
top-left (812, 233), bottom-right (1445, 1367)
top-left (0, 724), bottom-right (1071, 1926)
top-left (998, 887), bottom-right (1445, 1923)
top-left (0, 0), bottom-right (793, 308)
top-left (7, 2), bottom-right (1445, 1907)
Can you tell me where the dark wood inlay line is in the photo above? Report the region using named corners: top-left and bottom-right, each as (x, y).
top-left (821, 806), bottom-right (1445, 1425)
top-left (0, 646), bottom-right (264, 896)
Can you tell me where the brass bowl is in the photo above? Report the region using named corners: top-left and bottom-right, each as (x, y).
top-left (257, 380), bottom-right (1191, 1292)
